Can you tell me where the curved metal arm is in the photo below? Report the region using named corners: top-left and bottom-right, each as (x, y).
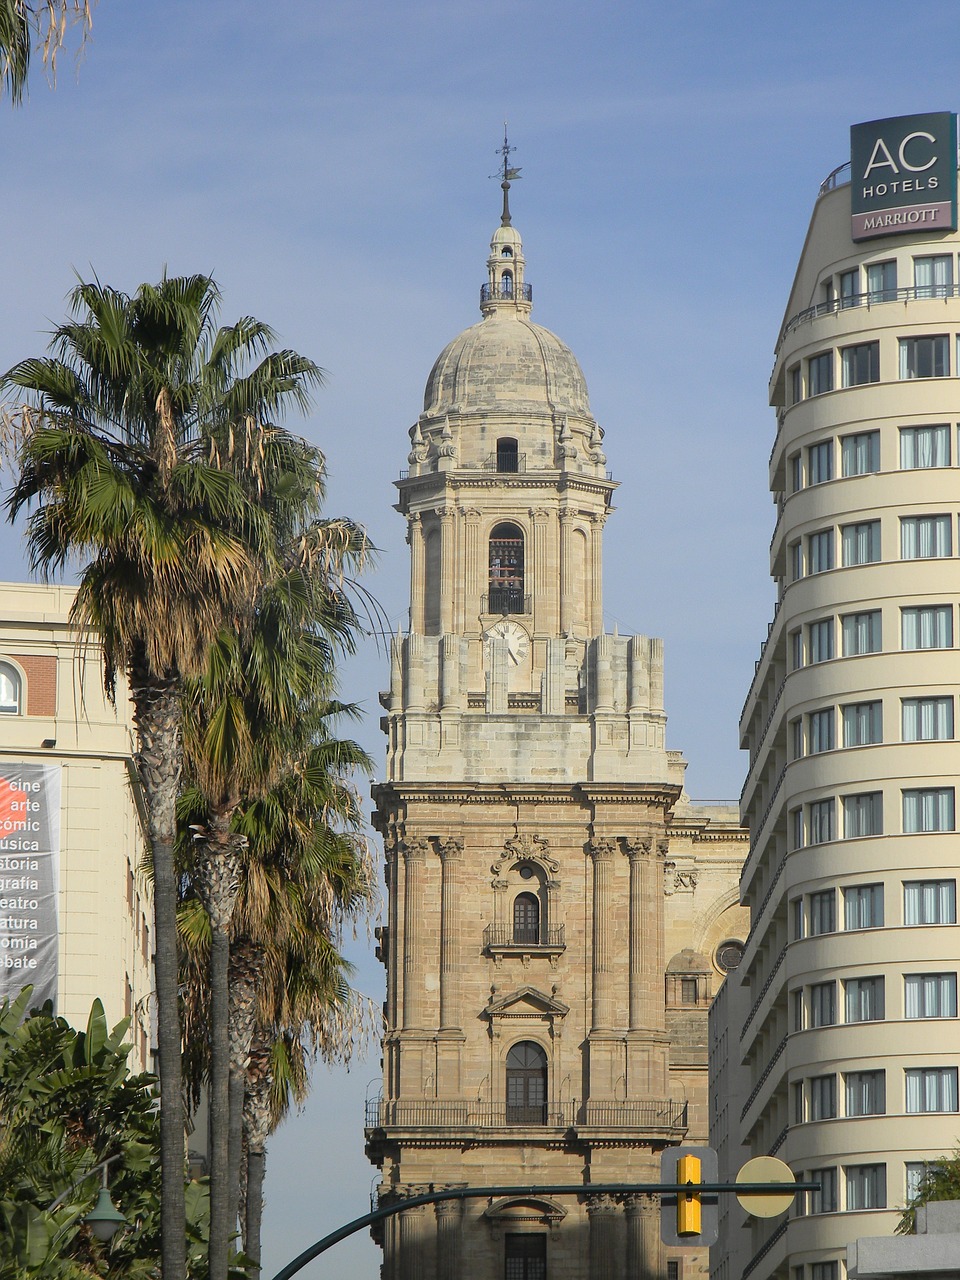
top-left (47, 1152), bottom-right (121, 1212)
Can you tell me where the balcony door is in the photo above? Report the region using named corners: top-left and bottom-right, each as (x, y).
top-left (506, 1042), bottom-right (547, 1124)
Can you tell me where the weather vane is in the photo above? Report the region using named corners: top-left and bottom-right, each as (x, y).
top-left (491, 123), bottom-right (522, 226)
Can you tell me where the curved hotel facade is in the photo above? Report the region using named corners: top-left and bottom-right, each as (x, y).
top-left (731, 114), bottom-right (960, 1280)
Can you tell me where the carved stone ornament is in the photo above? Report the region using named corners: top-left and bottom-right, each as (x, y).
top-left (663, 859), bottom-right (677, 894)
top-left (401, 837), bottom-right (430, 862)
top-left (491, 832), bottom-right (559, 879)
top-left (624, 836), bottom-right (653, 858)
top-left (439, 837), bottom-right (464, 860)
top-left (657, 839), bottom-right (670, 858)
top-left (585, 1193), bottom-right (618, 1215)
top-left (587, 422), bottom-right (607, 466)
top-left (587, 837), bottom-right (616, 860)
top-left (672, 865), bottom-right (699, 893)
top-left (407, 420), bottom-right (429, 465)
top-left (556, 416), bottom-right (578, 461)
top-left (437, 415), bottom-right (458, 459)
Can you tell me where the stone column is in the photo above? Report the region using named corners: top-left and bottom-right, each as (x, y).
top-left (438, 838), bottom-right (463, 1031)
top-left (462, 507), bottom-right (482, 630)
top-left (624, 838), bottom-right (650, 1031)
top-left (587, 1194), bottom-right (619, 1280)
top-left (589, 511), bottom-right (606, 635)
top-left (408, 513), bottom-right (425, 633)
top-left (625, 1195), bottom-right (660, 1279)
top-left (402, 838), bottom-right (429, 1029)
top-left (438, 505), bottom-right (456, 636)
top-left (398, 1199), bottom-right (428, 1280)
top-left (588, 838), bottom-right (616, 1031)
top-left (559, 509), bottom-right (576, 635)
top-left (435, 1197), bottom-right (463, 1280)
top-left (530, 506), bottom-right (552, 635)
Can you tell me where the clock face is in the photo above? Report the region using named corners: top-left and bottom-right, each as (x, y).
top-left (485, 621), bottom-right (530, 665)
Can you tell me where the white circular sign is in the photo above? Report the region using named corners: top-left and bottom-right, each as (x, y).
top-left (735, 1156), bottom-right (796, 1218)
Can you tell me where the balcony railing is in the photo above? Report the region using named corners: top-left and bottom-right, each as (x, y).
top-left (483, 923), bottom-right (565, 950)
top-left (365, 1098), bottom-right (688, 1132)
top-left (778, 281), bottom-right (960, 350)
top-left (482, 589), bottom-right (530, 616)
top-left (482, 451), bottom-right (527, 473)
top-left (481, 282), bottom-right (533, 303)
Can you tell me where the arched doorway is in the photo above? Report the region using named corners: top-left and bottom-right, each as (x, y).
top-left (513, 892), bottom-right (540, 944)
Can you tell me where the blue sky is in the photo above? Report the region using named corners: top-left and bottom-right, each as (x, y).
top-left (3, 1), bottom-right (959, 1273)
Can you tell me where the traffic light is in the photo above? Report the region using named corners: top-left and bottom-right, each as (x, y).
top-left (660, 1146), bottom-right (718, 1247)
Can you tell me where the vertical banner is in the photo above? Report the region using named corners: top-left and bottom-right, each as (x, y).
top-left (0, 762), bottom-right (61, 1008)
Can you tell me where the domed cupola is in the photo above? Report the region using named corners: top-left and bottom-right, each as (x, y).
top-left (412, 152), bottom-right (605, 476)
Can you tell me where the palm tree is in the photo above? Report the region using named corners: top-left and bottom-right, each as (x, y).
top-left (178, 717), bottom-right (376, 1273)
top-left (2, 273), bottom-right (325, 1280)
top-left (180, 519), bottom-right (371, 1278)
top-left (0, 1), bottom-right (94, 105)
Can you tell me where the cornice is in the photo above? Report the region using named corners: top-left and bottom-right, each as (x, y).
top-left (372, 781), bottom-right (685, 807)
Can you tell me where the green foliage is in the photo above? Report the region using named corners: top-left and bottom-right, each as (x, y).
top-left (0, 987), bottom-right (218, 1278)
top-left (896, 1148), bottom-right (960, 1234)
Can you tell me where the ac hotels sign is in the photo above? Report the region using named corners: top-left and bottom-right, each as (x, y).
top-left (850, 112), bottom-right (958, 241)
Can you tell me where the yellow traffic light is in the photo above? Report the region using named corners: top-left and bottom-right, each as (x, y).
top-left (676, 1154), bottom-right (702, 1237)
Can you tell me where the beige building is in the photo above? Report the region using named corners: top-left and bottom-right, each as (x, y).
top-left (366, 185), bottom-right (748, 1280)
top-left (727, 115), bottom-right (960, 1280)
top-left (0, 582), bottom-right (153, 1067)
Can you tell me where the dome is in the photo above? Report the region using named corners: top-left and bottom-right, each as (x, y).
top-left (423, 311), bottom-right (592, 420)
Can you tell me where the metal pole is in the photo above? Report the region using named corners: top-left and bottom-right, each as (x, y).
top-left (270, 1181), bottom-right (819, 1280)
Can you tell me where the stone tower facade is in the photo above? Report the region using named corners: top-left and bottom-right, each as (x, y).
top-left (367, 190), bottom-right (748, 1280)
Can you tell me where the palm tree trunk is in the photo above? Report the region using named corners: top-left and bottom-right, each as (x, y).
top-left (243, 1031), bottom-right (275, 1275)
top-left (245, 1145), bottom-right (267, 1276)
top-left (229, 936), bottom-right (263, 1244)
top-left (131, 667), bottom-right (186, 1280)
top-left (195, 819), bottom-right (242, 1280)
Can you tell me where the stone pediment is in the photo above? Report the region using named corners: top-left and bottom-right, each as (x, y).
top-left (485, 985), bottom-right (569, 1018)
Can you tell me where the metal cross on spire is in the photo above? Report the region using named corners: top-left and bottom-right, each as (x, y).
top-left (492, 124), bottom-right (522, 226)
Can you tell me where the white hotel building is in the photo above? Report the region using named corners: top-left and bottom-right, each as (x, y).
top-left (724, 117), bottom-right (960, 1280)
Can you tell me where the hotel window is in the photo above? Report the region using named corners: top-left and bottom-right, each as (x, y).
top-left (914, 254), bottom-right (953, 298)
top-left (811, 1265), bottom-right (838, 1280)
top-left (808, 708), bottom-right (835, 754)
top-left (900, 514), bottom-right (951, 558)
top-left (906, 1162), bottom-right (932, 1203)
top-left (807, 529), bottom-right (834, 573)
top-left (809, 889), bottom-right (836, 936)
top-left (790, 367), bottom-right (802, 407)
top-left (904, 972), bottom-right (958, 1018)
top-left (808, 618), bottom-right (834, 663)
top-left (867, 259), bottom-right (896, 301)
top-left (809, 799), bottom-right (835, 845)
top-left (841, 429), bottom-right (880, 476)
top-left (844, 884), bottom-right (883, 930)
top-left (846, 1069), bottom-right (885, 1117)
top-left (844, 792), bottom-right (883, 838)
top-left (900, 423), bottom-right (950, 468)
top-left (846, 1164), bottom-right (886, 1210)
top-left (841, 341), bottom-right (880, 387)
top-left (842, 700), bottom-right (882, 747)
top-left (810, 1074), bottom-right (837, 1120)
top-left (841, 520), bottom-right (880, 566)
top-left (901, 605), bottom-right (952, 649)
top-left (0, 663), bottom-right (21, 715)
top-left (839, 267), bottom-right (860, 308)
top-left (792, 897), bottom-right (804, 940)
top-left (790, 629), bottom-right (803, 669)
top-left (791, 718), bottom-right (803, 759)
top-left (790, 540), bottom-right (802, 581)
top-left (808, 351), bottom-right (833, 396)
top-left (845, 976), bottom-right (884, 1023)
top-left (903, 787), bottom-right (955, 833)
top-left (791, 808), bottom-right (803, 850)
top-left (905, 1067), bottom-right (959, 1113)
top-left (842, 609), bottom-right (881, 655)
top-left (790, 451), bottom-right (802, 491)
top-left (900, 334), bottom-right (949, 379)
top-left (810, 981), bottom-right (836, 1027)
top-left (904, 880), bottom-right (956, 926)
top-left (807, 441), bottom-right (833, 485)
top-left (793, 1081), bottom-right (804, 1123)
top-left (792, 988), bottom-right (804, 1030)
top-left (666, 1264), bottom-right (681, 1280)
top-left (902, 696), bottom-right (954, 741)
top-left (810, 1167), bottom-right (837, 1213)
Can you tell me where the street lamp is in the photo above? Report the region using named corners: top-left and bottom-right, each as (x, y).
top-left (48, 1155), bottom-right (127, 1244)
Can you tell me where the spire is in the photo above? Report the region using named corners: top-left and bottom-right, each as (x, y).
top-left (494, 124), bottom-right (522, 227)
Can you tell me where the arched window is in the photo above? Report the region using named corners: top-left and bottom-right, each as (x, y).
top-left (506, 1042), bottom-right (547, 1124)
top-left (0, 663), bottom-right (22, 715)
top-left (496, 436), bottom-right (519, 472)
top-left (488, 523), bottom-right (524, 615)
top-left (501, 270), bottom-right (514, 297)
top-left (513, 892), bottom-right (540, 944)
top-left (501, 245), bottom-right (513, 258)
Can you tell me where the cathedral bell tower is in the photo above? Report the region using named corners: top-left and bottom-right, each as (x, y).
top-left (367, 150), bottom-right (748, 1280)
